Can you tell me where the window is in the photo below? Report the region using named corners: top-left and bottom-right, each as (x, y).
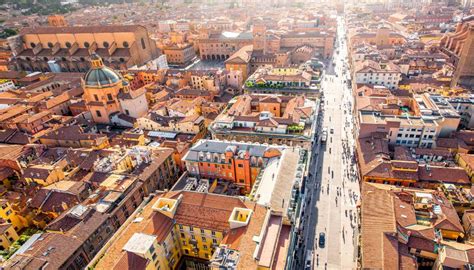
top-left (212, 238), bottom-right (217, 244)
top-left (107, 93), bottom-right (113, 101)
top-left (239, 179), bottom-right (244, 183)
top-left (211, 231), bottom-right (216, 236)
top-left (200, 229), bottom-right (205, 234)
top-left (202, 237), bottom-right (206, 242)
top-left (96, 110), bottom-right (102, 117)
top-left (125, 109), bottom-right (130, 115)
top-left (149, 245), bottom-right (155, 254)
top-left (65, 42), bottom-right (72, 48)
top-left (94, 94), bottom-right (99, 101)
top-left (103, 41), bottom-right (109, 48)
top-left (237, 164), bottom-right (243, 168)
top-left (48, 42), bottom-right (54, 48)
top-left (84, 42), bottom-right (90, 48)
top-left (123, 41), bottom-right (129, 48)
top-left (141, 38), bottom-right (146, 49)
top-left (30, 42), bottom-right (36, 48)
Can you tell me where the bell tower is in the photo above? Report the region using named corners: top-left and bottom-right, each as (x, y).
top-left (253, 24), bottom-right (267, 54)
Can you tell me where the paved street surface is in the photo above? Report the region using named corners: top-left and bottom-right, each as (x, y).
top-left (300, 16), bottom-right (361, 270)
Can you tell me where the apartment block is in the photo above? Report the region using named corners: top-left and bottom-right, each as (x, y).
top-left (210, 94), bottom-right (317, 147)
top-left (94, 191), bottom-right (268, 270)
top-left (244, 66), bottom-right (321, 98)
top-left (357, 89), bottom-right (460, 148)
top-left (354, 60), bottom-right (402, 89)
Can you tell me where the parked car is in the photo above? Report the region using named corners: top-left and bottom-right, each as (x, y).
top-left (319, 232), bottom-right (326, 247)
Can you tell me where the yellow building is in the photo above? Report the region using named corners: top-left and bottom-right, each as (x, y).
top-left (39, 125), bottom-right (110, 149)
top-left (0, 200), bottom-right (29, 232)
top-left (22, 165), bottom-right (65, 186)
top-left (95, 191), bottom-right (269, 270)
top-left (456, 153), bottom-right (474, 182)
top-left (0, 222), bottom-right (19, 251)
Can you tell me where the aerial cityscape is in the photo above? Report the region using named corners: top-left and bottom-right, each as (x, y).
top-left (0, 0), bottom-right (473, 269)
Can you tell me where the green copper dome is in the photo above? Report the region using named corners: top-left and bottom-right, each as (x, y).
top-left (84, 54), bottom-right (121, 87)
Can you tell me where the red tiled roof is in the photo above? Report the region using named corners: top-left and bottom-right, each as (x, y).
top-left (20, 25), bottom-right (145, 35)
top-left (113, 251), bottom-right (148, 270)
top-left (167, 191), bottom-right (247, 232)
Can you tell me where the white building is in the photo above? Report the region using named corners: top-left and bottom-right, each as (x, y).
top-left (0, 80), bottom-right (15, 92)
top-left (118, 87), bottom-right (148, 118)
top-left (449, 97), bottom-right (474, 129)
top-left (158, 20), bottom-right (176, 33)
top-left (354, 60), bottom-right (402, 89)
top-left (174, 20), bottom-right (190, 32)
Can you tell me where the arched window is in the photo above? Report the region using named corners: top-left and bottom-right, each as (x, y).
top-left (119, 58), bottom-right (125, 63)
top-left (84, 42), bottom-right (90, 48)
top-left (47, 42), bottom-right (54, 48)
top-left (30, 42), bottom-right (36, 48)
top-left (141, 38), bottom-right (146, 49)
top-left (103, 41), bottom-right (109, 48)
top-left (65, 42), bottom-right (72, 48)
top-left (123, 41), bottom-right (129, 48)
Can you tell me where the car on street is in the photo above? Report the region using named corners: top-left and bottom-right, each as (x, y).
top-left (330, 128), bottom-right (334, 134)
top-left (305, 250), bottom-right (313, 269)
top-left (321, 127), bottom-right (328, 143)
top-left (319, 232), bottom-right (326, 248)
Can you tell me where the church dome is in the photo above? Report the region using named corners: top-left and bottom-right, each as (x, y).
top-left (84, 54), bottom-right (121, 87)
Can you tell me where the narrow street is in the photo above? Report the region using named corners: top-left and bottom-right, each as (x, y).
top-left (300, 16), bottom-right (361, 270)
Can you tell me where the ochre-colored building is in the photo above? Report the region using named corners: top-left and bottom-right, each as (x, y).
top-left (9, 25), bottom-right (158, 72)
top-left (162, 44), bottom-right (195, 65)
top-left (82, 54), bottom-right (148, 124)
top-left (0, 222), bottom-right (19, 251)
top-left (94, 191), bottom-right (267, 270)
top-left (47, 15), bottom-right (67, 27)
top-left (0, 199), bottom-right (30, 233)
